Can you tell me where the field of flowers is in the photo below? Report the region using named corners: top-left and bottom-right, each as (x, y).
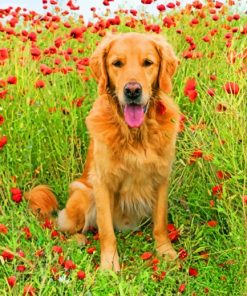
top-left (0, 0), bottom-right (246, 295)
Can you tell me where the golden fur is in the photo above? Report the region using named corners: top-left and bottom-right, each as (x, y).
top-left (26, 33), bottom-right (180, 271)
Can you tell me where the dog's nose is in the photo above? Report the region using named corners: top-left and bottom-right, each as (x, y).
top-left (124, 82), bottom-right (142, 101)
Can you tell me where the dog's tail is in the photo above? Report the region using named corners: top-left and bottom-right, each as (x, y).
top-left (24, 185), bottom-right (58, 219)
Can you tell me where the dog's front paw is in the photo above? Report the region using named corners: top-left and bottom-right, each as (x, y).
top-left (100, 251), bottom-right (120, 272)
top-left (156, 242), bottom-right (177, 261)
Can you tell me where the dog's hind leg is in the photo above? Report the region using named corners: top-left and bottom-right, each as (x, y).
top-left (57, 181), bottom-right (95, 234)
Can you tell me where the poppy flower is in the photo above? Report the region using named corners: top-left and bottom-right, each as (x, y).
top-left (2, 250), bottom-right (14, 261)
top-left (28, 32), bottom-right (37, 42)
top-left (192, 149), bottom-right (203, 158)
top-left (178, 283), bottom-right (186, 293)
top-left (22, 226), bottom-right (32, 239)
top-left (52, 245), bottom-right (63, 254)
top-left (0, 48), bottom-right (8, 61)
top-left (210, 74), bottom-right (217, 80)
top-left (207, 88), bottom-right (215, 96)
top-left (67, 0), bottom-right (80, 10)
top-left (157, 4), bottom-right (166, 12)
top-left (141, 0), bottom-right (153, 4)
top-left (0, 90), bottom-right (8, 99)
top-left (163, 16), bottom-right (175, 28)
top-left (35, 80), bottom-right (45, 88)
top-left (70, 27), bottom-right (84, 39)
top-left (202, 36), bottom-right (210, 42)
top-left (243, 195), bottom-right (247, 205)
top-left (11, 187), bottom-right (22, 203)
top-left (87, 247), bottom-right (96, 254)
top-left (207, 220), bottom-right (218, 227)
top-left (140, 252), bottom-right (153, 260)
top-left (178, 248), bottom-right (188, 260)
top-left (0, 115), bottom-right (4, 125)
top-left (77, 270), bottom-right (86, 280)
top-left (212, 184), bottom-right (223, 196)
top-left (215, 1), bottom-right (223, 8)
top-left (17, 265), bottom-right (26, 272)
top-left (189, 267), bottom-right (198, 277)
top-left (0, 224), bottom-right (8, 234)
top-left (64, 259), bottom-right (76, 270)
top-left (7, 276), bottom-right (16, 288)
top-left (23, 284), bottom-right (36, 296)
top-left (30, 47), bottom-right (41, 60)
top-left (223, 82), bottom-right (239, 95)
top-left (7, 76), bottom-right (17, 84)
top-left (40, 64), bottom-right (52, 75)
top-left (167, 2), bottom-right (175, 9)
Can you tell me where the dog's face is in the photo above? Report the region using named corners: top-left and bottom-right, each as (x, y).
top-left (90, 33), bottom-right (178, 128)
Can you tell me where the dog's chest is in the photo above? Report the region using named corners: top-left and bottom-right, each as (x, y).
top-left (111, 147), bottom-right (171, 219)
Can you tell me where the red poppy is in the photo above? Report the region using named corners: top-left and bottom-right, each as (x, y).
top-left (0, 224), bottom-right (8, 234)
top-left (52, 245), bottom-right (63, 254)
top-left (223, 82), bottom-right (239, 95)
top-left (167, 2), bottom-right (175, 9)
top-left (11, 187), bottom-right (22, 203)
top-left (23, 284), bottom-right (36, 296)
top-left (22, 226), bottom-right (32, 239)
top-left (7, 276), bottom-right (16, 288)
top-left (17, 265), bottom-right (26, 272)
top-left (70, 27), bottom-right (85, 39)
top-left (35, 80), bottom-right (45, 88)
top-left (30, 47), bottom-right (41, 60)
top-left (157, 4), bottom-right (166, 12)
top-left (207, 220), bottom-right (218, 227)
top-left (0, 48), bottom-right (8, 61)
top-left (0, 115), bottom-right (4, 125)
top-left (140, 252), bottom-right (153, 260)
top-left (40, 64), bottom-right (52, 75)
top-left (67, 0), bottom-right (80, 10)
top-left (212, 184), bottom-right (223, 196)
top-left (2, 250), bottom-right (14, 261)
top-left (215, 1), bottom-right (223, 8)
top-left (87, 247), bottom-right (96, 254)
top-left (202, 36), bottom-right (210, 42)
top-left (0, 90), bottom-right (8, 99)
top-left (189, 267), bottom-right (198, 277)
top-left (141, 0), bottom-right (153, 4)
top-left (192, 149), bottom-right (203, 158)
top-left (77, 270), bottom-right (86, 280)
top-left (178, 283), bottom-right (186, 293)
top-left (64, 259), bottom-right (76, 270)
top-left (243, 195), bottom-right (247, 205)
top-left (7, 76), bottom-right (17, 84)
top-left (178, 248), bottom-right (188, 260)
top-left (207, 88), bottom-right (215, 96)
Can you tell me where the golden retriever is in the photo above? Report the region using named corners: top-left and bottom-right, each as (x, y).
top-left (25, 33), bottom-right (180, 272)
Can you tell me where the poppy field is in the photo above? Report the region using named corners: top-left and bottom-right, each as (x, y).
top-left (0, 0), bottom-right (246, 295)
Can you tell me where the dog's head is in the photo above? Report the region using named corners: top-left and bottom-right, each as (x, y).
top-left (90, 33), bottom-right (178, 128)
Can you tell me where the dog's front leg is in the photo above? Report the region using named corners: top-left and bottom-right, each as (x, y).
top-left (153, 181), bottom-right (177, 260)
top-left (94, 182), bottom-right (120, 272)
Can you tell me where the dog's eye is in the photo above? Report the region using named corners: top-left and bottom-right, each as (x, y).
top-left (112, 60), bottom-right (123, 68)
top-left (143, 59), bottom-right (153, 67)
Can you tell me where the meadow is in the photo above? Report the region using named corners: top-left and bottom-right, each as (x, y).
top-left (0, 0), bottom-right (246, 295)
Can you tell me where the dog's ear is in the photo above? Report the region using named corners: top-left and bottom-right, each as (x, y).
top-left (90, 34), bottom-right (115, 95)
top-left (150, 35), bottom-right (178, 94)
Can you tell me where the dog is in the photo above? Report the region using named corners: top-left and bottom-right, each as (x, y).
top-left (25, 33), bottom-right (180, 272)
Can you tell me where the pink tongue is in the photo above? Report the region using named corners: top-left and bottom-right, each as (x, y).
top-left (124, 104), bottom-right (144, 128)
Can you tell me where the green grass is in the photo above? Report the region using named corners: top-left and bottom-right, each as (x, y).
top-left (0, 3), bottom-right (246, 295)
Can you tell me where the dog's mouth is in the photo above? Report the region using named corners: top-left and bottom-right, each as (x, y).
top-left (123, 102), bottom-right (149, 128)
